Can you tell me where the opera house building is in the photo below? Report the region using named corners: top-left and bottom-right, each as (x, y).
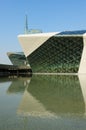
top-left (18, 30), bottom-right (86, 74)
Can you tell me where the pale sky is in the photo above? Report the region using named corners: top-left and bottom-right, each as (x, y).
top-left (0, 0), bottom-right (86, 64)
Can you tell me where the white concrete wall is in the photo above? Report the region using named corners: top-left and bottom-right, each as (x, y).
top-left (18, 32), bottom-right (57, 57)
top-left (78, 34), bottom-right (86, 74)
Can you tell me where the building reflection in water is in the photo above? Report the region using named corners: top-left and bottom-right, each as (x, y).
top-left (1, 75), bottom-right (86, 130)
top-left (6, 75), bottom-right (86, 116)
top-left (78, 75), bottom-right (86, 115)
top-left (7, 77), bottom-right (31, 94)
top-left (5, 75), bottom-right (86, 117)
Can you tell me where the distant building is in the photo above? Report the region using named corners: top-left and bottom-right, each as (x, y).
top-left (7, 52), bottom-right (30, 67)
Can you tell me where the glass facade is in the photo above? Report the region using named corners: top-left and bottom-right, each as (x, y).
top-left (27, 35), bottom-right (83, 73)
top-left (58, 30), bottom-right (86, 35)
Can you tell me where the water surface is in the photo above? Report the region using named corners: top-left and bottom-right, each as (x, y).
top-left (0, 75), bottom-right (86, 130)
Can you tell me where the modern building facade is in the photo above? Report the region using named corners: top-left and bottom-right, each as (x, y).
top-left (18, 30), bottom-right (86, 74)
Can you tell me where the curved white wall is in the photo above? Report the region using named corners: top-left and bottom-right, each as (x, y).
top-left (78, 34), bottom-right (86, 74)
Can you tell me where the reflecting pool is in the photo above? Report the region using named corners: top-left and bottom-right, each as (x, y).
top-left (0, 74), bottom-right (86, 130)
